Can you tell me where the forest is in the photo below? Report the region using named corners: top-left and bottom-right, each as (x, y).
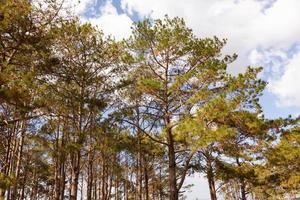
top-left (0, 0), bottom-right (299, 200)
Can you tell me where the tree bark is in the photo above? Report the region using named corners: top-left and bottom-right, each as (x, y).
top-left (70, 151), bottom-right (80, 200)
top-left (54, 121), bottom-right (61, 200)
top-left (236, 158), bottom-right (247, 200)
top-left (0, 124), bottom-right (14, 199)
top-left (87, 152), bottom-right (94, 200)
top-left (137, 128), bottom-right (143, 200)
top-left (207, 164), bottom-right (217, 200)
top-left (11, 120), bottom-right (26, 200)
top-left (240, 178), bottom-right (247, 200)
top-left (163, 109), bottom-right (178, 200)
top-left (166, 115), bottom-right (178, 200)
top-left (144, 162), bottom-right (149, 200)
top-left (60, 149), bottom-right (66, 200)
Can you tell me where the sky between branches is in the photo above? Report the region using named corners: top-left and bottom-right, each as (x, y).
top-left (62, 0), bottom-right (300, 119)
top-left (50, 0), bottom-right (300, 198)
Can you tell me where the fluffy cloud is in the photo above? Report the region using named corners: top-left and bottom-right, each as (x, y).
top-left (120, 0), bottom-right (300, 107)
top-left (61, 0), bottom-right (97, 16)
top-left (63, 0), bottom-right (300, 107)
top-left (88, 1), bottom-right (133, 40)
top-left (249, 47), bottom-right (300, 107)
top-left (249, 48), bottom-right (289, 78)
top-left (267, 50), bottom-right (300, 107)
top-left (120, 0), bottom-right (300, 45)
top-left (61, 0), bottom-right (133, 40)
top-left (121, 0), bottom-right (300, 58)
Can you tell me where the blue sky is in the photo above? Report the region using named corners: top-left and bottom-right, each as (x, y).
top-left (70, 0), bottom-right (300, 120)
top-left (65, 0), bottom-right (300, 198)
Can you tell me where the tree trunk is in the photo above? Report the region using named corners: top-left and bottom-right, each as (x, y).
top-left (30, 167), bottom-right (38, 200)
top-left (19, 173), bottom-right (26, 200)
top-left (101, 161), bottom-right (106, 200)
top-left (137, 130), bottom-right (143, 200)
top-left (208, 176), bottom-right (217, 200)
top-left (70, 151), bottom-right (80, 200)
top-left (54, 160), bottom-right (60, 200)
top-left (159, 162), bottom-right (164, 200)
top-left (11, 120), bottom-right (26, 200)
top-left (164, 112), bottom-right (178, 200)
top-left (60, 127), bottom-right (66, 200)
top-left (54, 123), bottom-right (61, 200)
top-left (207, 168), bottom-right (217, 200)
top-left (59, 152), bottom-right (66, 200)
top-left (87, 152), bottom-right (93, 200)
top-left (144, 163), bottom-right (149, 200)
top-left (167, 127), bottom-right (178, 200)
top-left (240, 178), bottom-right (247, 200)
top-left (0, 125), bottom-right (14, 200)
top-left (236, 158), bottom-right (247, 200)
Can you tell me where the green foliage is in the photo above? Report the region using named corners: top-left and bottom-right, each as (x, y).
top-left (0, 173), bottom-right (13, 190)
top-left (0, 3), bottom-right (298, 199)
top-left (255, 126), bottom-right (300, 197)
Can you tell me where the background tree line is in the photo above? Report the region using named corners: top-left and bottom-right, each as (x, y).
top-left (0, 0), bottom-right (299, 200)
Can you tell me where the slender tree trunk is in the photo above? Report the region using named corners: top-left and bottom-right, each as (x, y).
top-left (105, 165), bottom-right (109, 200)
top-left (108, 173), bottom-right (113, 200)
top-left (115, 173), bottom-right (119, 200)
top-left (69, 85), bottom-right (85, 200)
top-left (124, 159), bottom-right (129, 200)
top-left (70, 151), bottom-right (80, 200)
top-left (7, 123), bottom-right (20, 200)
top-left (205, 152), bottom-right (217, 200)
top-left (159, 162), bottom-right (164, 200)
top-left (92, 178), bottom-right (97, 200)
top-left (144, 163), bottom-right (149, 200)
top-left (137, 130), bottom-right (143, 200)
top-left (54, 122), bottom-right (61, 200)
top-left (60, 127), bottom-right (66, 200)
top-left (30, 167), bottom-right (38, 200)
top-left (207, 172), bottom-right (217, 200)
top-left (11, 120), bottom-right (26, 200)
top-left (59, 153), bottom-right (66, 200)
top-left (168, 142), bottom-right (178, 200)
top-left (80, 175), bottom-right (84, 200)
top-left (0, 126), bottom-right (14, 199)
top-left (165, 114), bottom-right (178, 200)
top-left (54, 161), bottom-right (60, 200)
top-left (101, 160), bottom-right (106, 200)
top-left (19, 171), bottom-right (26, 200)
top-left (236, 158), bottom-right (247, 200)
top-left (87, 152), bottom-right (93, 200)
top-left (240, 178), bottom-right (247, 200)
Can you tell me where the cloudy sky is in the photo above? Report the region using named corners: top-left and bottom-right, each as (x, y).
top-left (65, 0), bottom-right (300, 198)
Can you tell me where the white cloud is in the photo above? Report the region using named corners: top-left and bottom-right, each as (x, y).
top-left (62, 0), bottom-right (300, 107)
top-left (68, 0), bottom-right (97, 16)
top-left (249, 48), bottom-right (288, 77)
top-left (267, 51), bottom-right (300, 107)
top-left (53, 0), bottom-right (97, 17)
top-left (61, 0), bottom-right (133, 40)
top-left (121, 0), bottom-right (300, 69)
top-left (120, 0), bottom-right (300, 107)
top-left (249, 47), bottom-right (300, 107)
top-left (86, 1), bottom-right (133, 40)
top-left (120, 0), bottom-right (300, 46)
